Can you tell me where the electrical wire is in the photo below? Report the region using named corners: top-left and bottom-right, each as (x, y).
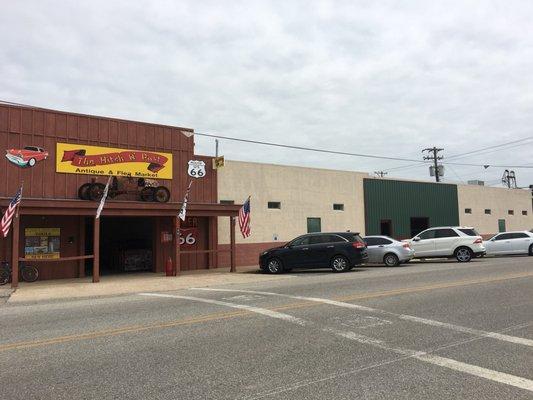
top-left (2, 98), bottom-right (533, 169)
top-left (193, 130), bottom-right (533, 168)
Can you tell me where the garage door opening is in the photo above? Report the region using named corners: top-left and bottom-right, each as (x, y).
top-left (410, 217), bottom-right (429, 238)
top-left (88, 217), bottom-right (155, 276)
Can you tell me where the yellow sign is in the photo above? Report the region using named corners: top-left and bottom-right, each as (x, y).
top-left (25, 228), bottom-right (60, 237)
top-left (213, 156), bottom-right (225, 169)
top-left (56, 142), bottom-right (173, 179)
top-left (25, 228), bottom-right (61, 259)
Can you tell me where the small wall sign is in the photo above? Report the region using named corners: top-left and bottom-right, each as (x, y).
top-left (187, 160), bottom-right (206, 178)
top-left (24, 228), bottom-right (60, 259)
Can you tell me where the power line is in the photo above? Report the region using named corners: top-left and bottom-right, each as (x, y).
top-left (193, 131), bottom-right (533, 168)
top-left (2, 98), bottom-right (533, 169)
top-left (446, 136), bottom-right (533, 160)
top-left (383, 136), bottom-right (533, 173)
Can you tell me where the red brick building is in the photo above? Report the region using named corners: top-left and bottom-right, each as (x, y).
top-left (0, 104), bottom-right (240, 287)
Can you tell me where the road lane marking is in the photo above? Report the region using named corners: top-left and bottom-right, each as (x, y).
top-left (151, 292), bottom-right (533, 393)
top-left (0, 310), bottom-right (250, 352)
top-left (139, 293), bottom-right (308, 326)
top-left (1, 273), bottom-right (530, 353)
top-left (192, 288), bottom-right (533, 347)
top-left (241, 322), bottom-right (533, 400)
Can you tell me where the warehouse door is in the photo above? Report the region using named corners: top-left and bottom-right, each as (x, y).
top-left (380, 220), bottom-right (392, 237)
top-left (410, 217), bottom-right (429, 238)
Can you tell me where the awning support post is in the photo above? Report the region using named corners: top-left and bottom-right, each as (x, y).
top-left (230, 216), bottom-right (236, 272)
top-left (92, 217), bottom-right (100, 283)
top-left (10, 214), bottom-right (20, 288)
top-left (173, 216), bottom-right (181, 276)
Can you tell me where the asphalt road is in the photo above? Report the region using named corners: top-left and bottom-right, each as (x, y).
top-left (0, 256), bottom-right (532, 399)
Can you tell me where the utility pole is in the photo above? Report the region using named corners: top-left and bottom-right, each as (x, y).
top-left (422, 147), bottom-right (444, 182)
top-left (374, 171), bottom-right (388, 178)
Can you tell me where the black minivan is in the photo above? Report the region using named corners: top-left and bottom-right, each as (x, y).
top-left (259, 232), bottom-right (368, 274)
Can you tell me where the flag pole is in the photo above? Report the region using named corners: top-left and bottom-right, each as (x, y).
top-left (16, 180), bottom-right (24, 218)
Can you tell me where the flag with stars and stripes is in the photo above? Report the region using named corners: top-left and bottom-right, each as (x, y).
top-left (238, 196), bottom-right (251, 238)
top-left (1, 186), bottom-right (23, 237)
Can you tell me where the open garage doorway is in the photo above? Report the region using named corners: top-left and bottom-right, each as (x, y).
top-left (410, 217), bottom-right (429, 238)
top-left (95, 217), bottom-right (154, 275)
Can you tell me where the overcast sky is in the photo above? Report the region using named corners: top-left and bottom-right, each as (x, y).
top-left (1, 1), bottom-right (532, 187)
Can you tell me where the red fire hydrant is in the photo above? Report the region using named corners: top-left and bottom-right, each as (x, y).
top-left (165, 257), bottom-right (173, 276)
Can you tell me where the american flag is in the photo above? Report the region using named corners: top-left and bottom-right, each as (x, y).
top-left (238, 196), bottom-right (251, 238)
top-left (1, 186), bottom-right (23, 238)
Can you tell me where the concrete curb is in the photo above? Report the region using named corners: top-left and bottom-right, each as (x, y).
top-left (5, 268), bottom-right (296, 305)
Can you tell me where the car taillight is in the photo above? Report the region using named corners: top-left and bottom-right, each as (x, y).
top-left (352, 242), bottom-right (366, 249)
top-left (473, 238), bottom-right (482, 244)
top-left (402, 243), bottom-right (411, 249)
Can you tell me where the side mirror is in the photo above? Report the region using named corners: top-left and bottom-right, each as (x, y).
top-left (413, 237), bottom-right (421, 242)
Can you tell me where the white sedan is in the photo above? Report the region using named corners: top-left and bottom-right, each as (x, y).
top-left (483, 231), bottom-right (533, 256)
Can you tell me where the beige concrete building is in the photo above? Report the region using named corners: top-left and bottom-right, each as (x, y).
top-left (217, 160), bottom-right (368, 265)
top-left (457, 184), bottom-right (533, 236)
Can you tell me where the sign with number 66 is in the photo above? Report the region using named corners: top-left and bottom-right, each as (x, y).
top-left (179, 233), bottom-right (196, 245)
top-left (178, 228), bottom-right (198, 246)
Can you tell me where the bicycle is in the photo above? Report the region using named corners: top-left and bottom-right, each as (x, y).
top-left (0, 261), bottom-right (39, 285)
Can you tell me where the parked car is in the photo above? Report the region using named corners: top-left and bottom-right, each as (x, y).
top-left (259, 232), bottom-right (368, 274)
top-left (363, 235), bottom-right (415, 266)
top-left (404, 226), bottom-right (485, 262)
top-left (5, 146), bottom-right (48, 167)
top-left (483, 231), bottom-right (533, 256)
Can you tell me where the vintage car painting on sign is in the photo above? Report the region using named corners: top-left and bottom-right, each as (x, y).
top-left (5, 146), bottom-right (48, 168)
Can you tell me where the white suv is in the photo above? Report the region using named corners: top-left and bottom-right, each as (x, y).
top-left (405, 226), bottom-right (485, 262)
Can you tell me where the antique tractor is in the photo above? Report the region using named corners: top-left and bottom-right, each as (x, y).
top-left (78, 177), bottom-right (170, 203)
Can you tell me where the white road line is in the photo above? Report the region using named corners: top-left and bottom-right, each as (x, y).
top-left (191, 288), bottom-right (533, 347)
top-left (138, 293), bottom-right (307, 326)
top-left (141, 291), bottom-right (533, 393)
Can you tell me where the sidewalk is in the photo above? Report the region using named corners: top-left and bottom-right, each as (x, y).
top-left (6, 266), bottom-right (294, 304)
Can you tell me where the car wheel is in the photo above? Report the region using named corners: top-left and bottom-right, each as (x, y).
top-left (266, 258), bottom-right (283, 274)
top-left (529, 244), bottom-right (533, 256)
top-left (455, 247), bottom-right (473, 262)
top-left (28, 158), bottom-right (36, 167)
top-left (383, 253), bottom-right (400, 267)
top-left (331, 255), bottom-right (350, 272)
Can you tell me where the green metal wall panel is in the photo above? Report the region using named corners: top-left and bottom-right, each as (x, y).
top-left (364, 179), bottom-right (459, 239)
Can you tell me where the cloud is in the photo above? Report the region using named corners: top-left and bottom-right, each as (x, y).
top-left (1, 0), bottom-right (532, 186)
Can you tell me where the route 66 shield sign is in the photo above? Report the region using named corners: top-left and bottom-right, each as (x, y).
top-left (187, 160), bottom-right (206, 178)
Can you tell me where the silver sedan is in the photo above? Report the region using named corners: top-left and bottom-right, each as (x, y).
top-left (363, 235), bottom-right (415, 266)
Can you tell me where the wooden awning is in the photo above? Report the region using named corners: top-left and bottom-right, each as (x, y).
top-left (0, 198), bottom-right (241, 217)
